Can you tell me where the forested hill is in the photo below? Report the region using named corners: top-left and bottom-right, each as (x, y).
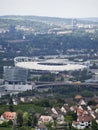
top-left (0, 15), bottom-right (98, 57)
top-left (0, 15), bottom-right (72, 25)
top-left (0, 15), bottom-right (98, 30)
top-left (0, 33), bottom-right (98, 58)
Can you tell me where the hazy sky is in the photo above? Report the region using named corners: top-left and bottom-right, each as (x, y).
top-left (0, 0), bottom-right (98, 18)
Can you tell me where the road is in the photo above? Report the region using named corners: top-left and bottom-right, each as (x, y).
top-left (34, 81), bottom-right (98, 89)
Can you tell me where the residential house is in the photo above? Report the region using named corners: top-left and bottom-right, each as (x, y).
top-left (79, 99), bottom-right (86, 106)
top-left (56, 114), bottom-right (65, 124)
top-left (77, 114), bottom-right (92, 128)
top-left (61, 104), bottom-right (70, 114)
top-left (51, 107), bottom-right (61, 115)
top-left (77, 108), bottom-right (83, 116)
top-left (2, 112), bottom-right (16, 121)
top-left (12, 98), bottom-right (18, 105)
top-left (70, 105), bottom-right (77, 112)
top-left (38, 115), bottom-right (53, 125)
top-left (35, 124), bottom-right (48, 130)
top-left (72, 114), bottom-right (92, 129)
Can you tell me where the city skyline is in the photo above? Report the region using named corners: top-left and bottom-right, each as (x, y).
top-left (0, 0), bottom-right (98, 18)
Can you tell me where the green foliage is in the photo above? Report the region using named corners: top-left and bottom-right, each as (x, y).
top-left (87, 100), bottom-right (97, 106)
top-left (71, 127), bottom-right (78, 130)
top-left (9, 97), bottom-right (13, 105)
top-left (7, 120), bottom-right (13, 126)
top-left (0, 105), bottom-right (9, 116)
top-left (0, 128), bottom-right (12, 130)
top-left (9, 104), bottom-right (14, 112)
top-left (0, 103), bottom-right (44, 118)
top-left (28, 114), bottom-right (32, 127)
top-left (27, 109), bottom-right (36, 127)
top-left (91, 120), bottom-right (98, 130)
top-left (23, 112), bottom-right (29, 126)
top-left (39, 74), bottom-right (55, 82)
top-left (71, 70), bottom-right (92, 82)
top-left (17, 110), bottom-right (23, 127)
top-left (32, 115), bottom-right (38, 127)
top-left (0, 121), bottom-right (8, 127)
top-left (45, 122), bottom-right (53, 130)
top-left (83, 128), bottom-right (90, 130)
top-left (57, 98), bottom-right (65, 106)
top-left (65, 115), bottom-right (73, 123)
top-left (34, 99), bottom-right (51, 107)
top-left (64, 111), bottom-right (77, 129)
top-left (18, 126), bottom-right (28, 130)
top-left (81, 91), bottom-right (94, 97)
top-left (66, 111), bottom-right (77, 121)
top-left (12, 123), bottom-right (17, 130)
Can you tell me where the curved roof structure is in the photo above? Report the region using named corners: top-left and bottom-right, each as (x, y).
top-left (14, 57), bottom-right (87, 72)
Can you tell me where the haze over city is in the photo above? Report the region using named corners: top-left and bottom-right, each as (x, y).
top-left (1, 0), bottom-right (98, 129)
top-left (0, 0), bottom-right (98, 18)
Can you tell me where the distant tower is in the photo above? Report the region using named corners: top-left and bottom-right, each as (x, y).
top-left (72, 18), bottom-right (77, 30)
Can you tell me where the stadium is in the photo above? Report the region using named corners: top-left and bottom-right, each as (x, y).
top-left (14, 57), bottom-right (87, 73)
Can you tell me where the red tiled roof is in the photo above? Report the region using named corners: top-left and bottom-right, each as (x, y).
top-left (78, 114), bottom-right (92, 122)
top-left (75, 95), bottom-right (82, 99)
top-left (3, 112), bottom-right (16, 120)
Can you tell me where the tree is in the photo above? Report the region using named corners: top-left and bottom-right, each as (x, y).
top-left (32, 115), bottom-right (38, 127)
top-left (45, 122), bottom-right (53, 130)
top-left (9, 97), bottom-right (13, 104)
top-left (65, 111), bottom-right (77, 121)
top-left (40, 99), bottom-right (50, 107)
top-left (71, 127), bottom-right (78, 130)
top-left (0, 121), bottom-right (8, 127)
top-left (65, 115), bottom-right (73, 124)
top-left (28, 113), bottom-right (32, 127)
top-left (87, 100), bottom-right (97, 106)
top-left (23, 112), bottom-right (29, 126)
top-left (9, 104), bottom-right (14, 112)
top-left (8, 120), bottom-right (13, 126)
top-left (17, 110), bottom-right (23, 127)
top-left (28, 109), bottom-right (35, 126)
top-left (12, 123), bottom-right (17, 130)
top-left (92, 120), bottom-right (98, 130)
top-left (18, 126), bottom-right (28, 130)
top-left (9, 97), bottom-right (14, 112)
top-left (65, 113), bottom-right (74, 130)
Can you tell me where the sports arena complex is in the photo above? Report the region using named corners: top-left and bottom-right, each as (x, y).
top-left (14, 57), bottom-right (87, 73)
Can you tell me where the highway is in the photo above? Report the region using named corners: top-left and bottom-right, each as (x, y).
top-left (34, 81), bottom-right (98, 89)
